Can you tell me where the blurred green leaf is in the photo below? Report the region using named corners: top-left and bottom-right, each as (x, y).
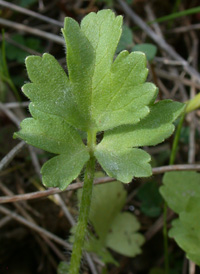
top-left (149, 268), bottom-right (165, 274)
top-left (57, 261), bottom-right (69, 274)
top-left (160, 171), bottom-right (200, 214)
top-left (77, 180), bottom-right (145, 263)
top-left (169, 197), bottom-right (200, 265)
top-left (160, 171), bottom-right (200, 266)
top-left (6, 34), bottom-right (43, 63)
top-left (132, 43), bottom-right (157, 61)
top-left (85, 235), bottom-right (118, 265)
top-left (185, 92), bottom-right (200, 113)
top-left (116, 25), bottom-right (133, 53)
top-left (137, 181), bottom-right (163, 217)
top-left (18, 0), bottom-right (38, 8)
top-left (89, 181), bottom-right (126, 239)
top-left (126, 0), bottom-right (133, 4)
top-left (106, 212), bottom-right (145, 256)
top-left (88, 181), bottom-right (145, 257)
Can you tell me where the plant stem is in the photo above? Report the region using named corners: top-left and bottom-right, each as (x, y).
top-left (69, 131), bottom-right (96, 274)
top-left (169, 113), bottom-right (185, 165)
top-left (163, 112), bottom-right (185, 274)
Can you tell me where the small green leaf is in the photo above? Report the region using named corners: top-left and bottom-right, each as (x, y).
top-left (95, 101), bottom-right (184, 181)
top-left (160, 171), bottom-right (200, 266)
top-left (98, 101), bottom-right (185, 150)
top-left (87, 181), bottom-right (145, 258)
top-left (116, 25), bottom-right (133, 53)
top-left (185, 92), bottom-right (200, 113)
top-left (132, 43), bottom-right (157, 61)
top-left (169, 197), bottom-right (200, 266)
top-left (89, 181), bottom-right (126, 239)
top-left (106, 212), bottom-right (145, 257)
top-left (14, 104), bottom-right (89, 190)
top-left (41, 151), bottom-right (89, 190)
top-left (160, 171), bottom-right (200, 214)
top-left (23, 54), bottom-right (81, 128)
top-left (95, 147), bottom-right (152, 183)
top-left (6, 35), bottom-right (42, 63)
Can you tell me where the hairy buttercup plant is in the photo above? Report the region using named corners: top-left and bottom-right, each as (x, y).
top-left (14, 10), bottom-right (185, 274)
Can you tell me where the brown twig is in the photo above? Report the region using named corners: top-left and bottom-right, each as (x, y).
top-left (1, 165), bottom-right (200, 204)
top-left (0, 141), bottom-right (26, 171)
top-left (0, 205), bottom-right (72, 249)
top-left (0, 181), bottom-right (66, 262)
top-left (0, 102), bottom-right (21, 126)
top-left (154, 69), bottom-right (200, 90)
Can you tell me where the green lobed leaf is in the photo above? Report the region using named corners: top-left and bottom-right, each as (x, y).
top-left (97, 100), bottom-right (185, 149)
top-left (95, 101), bottom-right (184, 182)
top-left (132, 43), bottom-right (157, 61)
top-left (15, 10), bottom-right (185, 188)
top-left (160, 171), bottom-right (200, 214)
top-left (89, 181), bottom-right (126, 239)
top-left (169, 197), bottom-right (200, 266)
top-left (14, 104), bottom-right (89, 190)
top-left (75, 179), bottom-right (144, 261)
top-left (23, 54), bottom-right (82, 128)
top-left (160, 171), bottom-right (200, 266)
top-left (87, 181), bottom-right (145, 258)
top-left (106, 212), bottom-right (145, 257)
top-left (62, 10), bottom-right (158, 131)
top-left (95, 147), bottom-right (152, 183)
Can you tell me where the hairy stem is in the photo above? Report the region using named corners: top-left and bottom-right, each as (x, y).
top-left (69, 131), bottom-right (96, 274)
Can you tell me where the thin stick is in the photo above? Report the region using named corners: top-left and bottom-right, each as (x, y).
top-left (0, 215), bottom-right (11, 228)
top-left (0, 102), bottom-right (21, 126)
top-left (154, 69), bottom-right (200, 90)
top-left (0, 18), bottom-right (64, 45)
top-left (4, 102), bottom-right (30, 109)
top-left (1, 164), bottom-right (200, 204)
top-left (169, 24), bottom-right (200, 33)
top-left (0, 0), bottom-right (63, 27)
top-left (0, 181), bottom-right (66, 261)
top-left (0, 205), bottom-right (72, 249)
top-left (0, 141), bottom-right (26, 171)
